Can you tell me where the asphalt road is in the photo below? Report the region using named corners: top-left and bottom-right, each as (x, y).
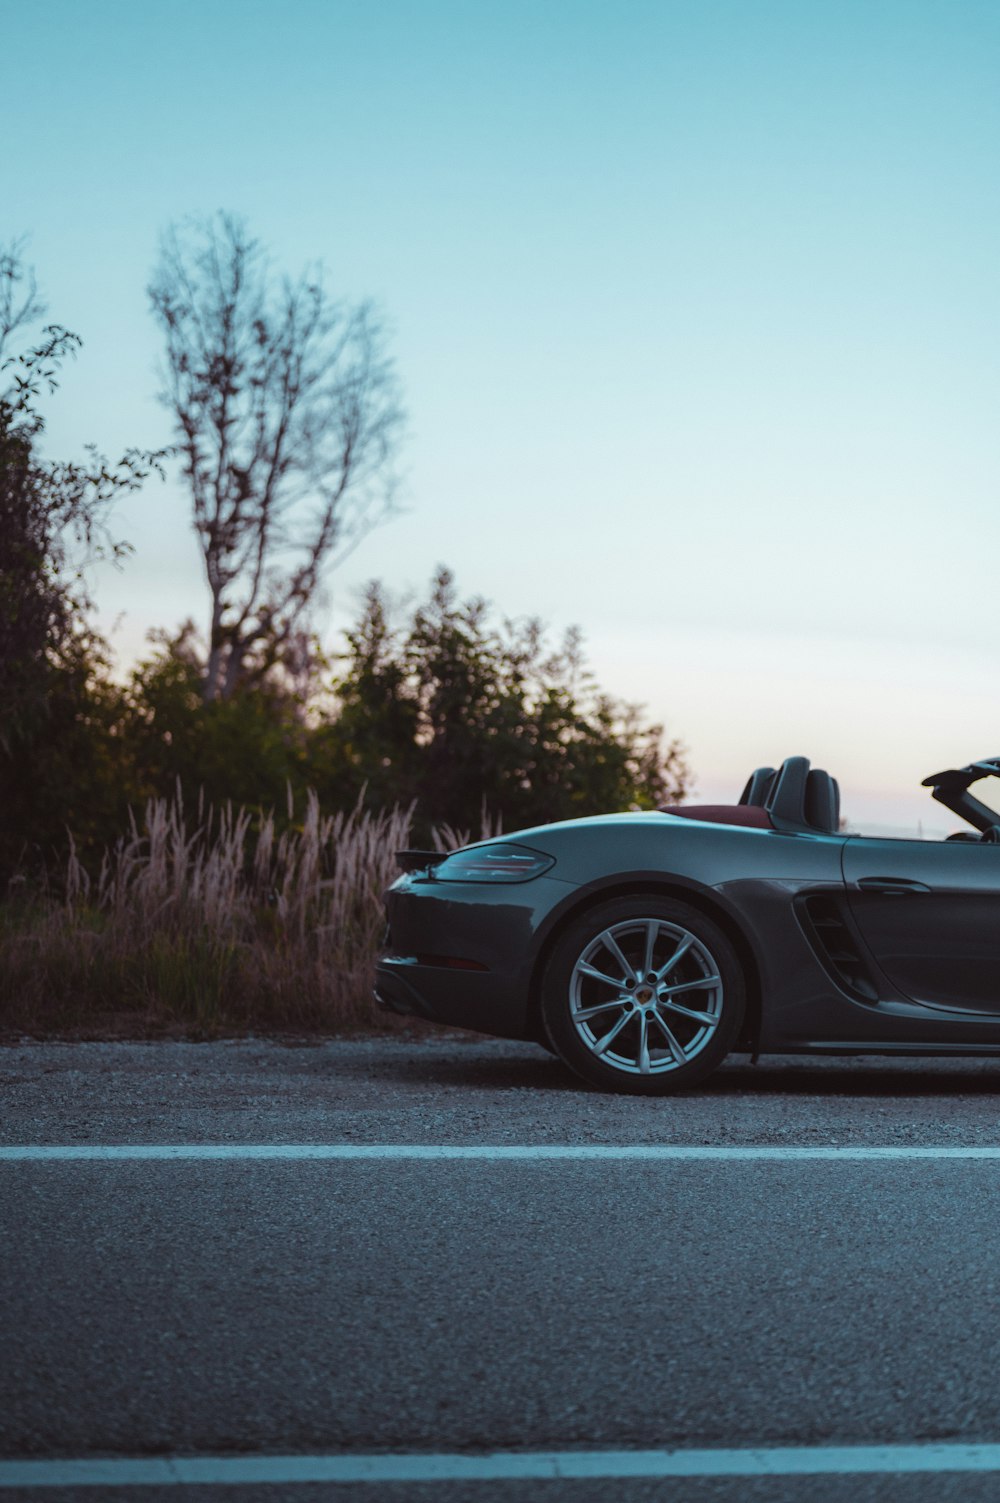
top-left (6, 1039), bottom-right (1000, 1501)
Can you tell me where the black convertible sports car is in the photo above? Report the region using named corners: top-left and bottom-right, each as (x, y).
top-left (375, 755), bottom-right (1000, 1094)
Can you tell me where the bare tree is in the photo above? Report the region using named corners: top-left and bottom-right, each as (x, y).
top-left (0, 235), bottom-right (46, 361)
top-left (148, 214), bottom-right (404, 701)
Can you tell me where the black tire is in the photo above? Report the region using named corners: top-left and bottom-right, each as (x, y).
top-left (540, 895), bottom-right (745, 1095)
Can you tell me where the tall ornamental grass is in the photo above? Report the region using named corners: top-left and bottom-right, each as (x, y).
top-left (0, 792), bottom-right (499, 1036)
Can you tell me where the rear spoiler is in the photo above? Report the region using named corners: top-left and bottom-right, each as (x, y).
top-left (395, 849), bottom-right (448, 874)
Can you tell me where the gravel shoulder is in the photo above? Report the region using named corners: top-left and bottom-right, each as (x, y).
top-left (4, 1037), bottom-right (1000, 1146)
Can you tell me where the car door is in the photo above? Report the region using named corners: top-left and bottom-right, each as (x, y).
top-left (842, 836), bottom-right (1000, 1012)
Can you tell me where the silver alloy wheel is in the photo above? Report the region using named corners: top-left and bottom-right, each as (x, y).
top-left (568, 917), bottom-right (724, 1076)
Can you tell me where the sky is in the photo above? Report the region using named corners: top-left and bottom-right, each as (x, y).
top-left (5, 0), bottom-right (1000, 831)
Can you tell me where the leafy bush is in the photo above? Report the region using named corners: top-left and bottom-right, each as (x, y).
top-left (315, 568), bottom-right (690, 837)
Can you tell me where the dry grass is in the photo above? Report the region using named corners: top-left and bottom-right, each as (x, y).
top-left (0, 791), bottom-right (500, 1038)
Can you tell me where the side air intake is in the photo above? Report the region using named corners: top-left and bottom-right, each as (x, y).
top-left (799, 895), bottom-right (880, 1003)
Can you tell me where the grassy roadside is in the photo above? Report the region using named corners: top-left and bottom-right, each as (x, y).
top-left (1, 792), bottom-right (483, 1040)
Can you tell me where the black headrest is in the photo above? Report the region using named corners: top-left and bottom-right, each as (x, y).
top-left (739, 766), bottom-right (776, 807)
top-left (804, 770), bottom-right (840, 834)
top-left (759, 756), bottom-right (841, 834)
top-left (766, 756), bottom-right (811, 827)
top-left (740, 757), bottom-right (841, 832)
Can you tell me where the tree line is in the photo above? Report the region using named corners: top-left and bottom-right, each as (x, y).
top-left (0, 225), bottom-right (689, 882)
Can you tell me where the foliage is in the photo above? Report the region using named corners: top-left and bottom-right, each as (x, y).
top-left (125, 623), bottom-right (310, 813)
top-left (148, 213), bottom-right (404, 701)
top-left (0, 238), bottom-right (695, 1039)
top-left (115, 566), bottom-right (687, 844)
top-left (0, 249), bottom-right (167, 878)
top-left (317, 568), bottom-right (690, 835)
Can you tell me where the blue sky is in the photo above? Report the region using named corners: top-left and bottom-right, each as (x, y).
top-left (5, 0), bottom-right (1000, 828)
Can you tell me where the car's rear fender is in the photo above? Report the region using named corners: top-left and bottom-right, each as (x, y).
top-left (523, 874), bottom-right (764, 1056)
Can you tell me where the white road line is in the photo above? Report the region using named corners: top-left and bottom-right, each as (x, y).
top-left (3, 1142), bottom-right (1000, 1161)
top-left (7, 1444), bottom-right (1000, 1486)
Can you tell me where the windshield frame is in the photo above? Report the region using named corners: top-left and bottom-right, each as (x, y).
top-left (923, 757), bottom-right (1000, 833)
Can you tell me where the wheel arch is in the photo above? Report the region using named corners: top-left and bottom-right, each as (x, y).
top-left (525, 878), bottom-right (763, 1056)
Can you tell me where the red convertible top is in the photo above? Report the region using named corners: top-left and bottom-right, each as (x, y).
top-left (660, 803), bottom-right (774, 829)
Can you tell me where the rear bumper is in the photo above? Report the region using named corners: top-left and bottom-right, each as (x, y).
top-left (373, 963), bottom-right (437, 1020)
top-left (373, 957), bottom-right (528, 1037)
top-left (376, 872), bottom-right (578, 1038)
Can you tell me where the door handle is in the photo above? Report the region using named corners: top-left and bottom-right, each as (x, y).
top-left (855, 877), bottom-right (932, 895)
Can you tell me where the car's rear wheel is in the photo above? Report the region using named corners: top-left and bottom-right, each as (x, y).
top-left (540, 896), bottom-right (745, 1095)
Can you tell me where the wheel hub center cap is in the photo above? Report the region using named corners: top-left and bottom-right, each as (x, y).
top-left (635, 986), bottom-right (653, 1004)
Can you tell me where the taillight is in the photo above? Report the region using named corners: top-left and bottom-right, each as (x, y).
top-left (432, 843), bottom-right (555, 884)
